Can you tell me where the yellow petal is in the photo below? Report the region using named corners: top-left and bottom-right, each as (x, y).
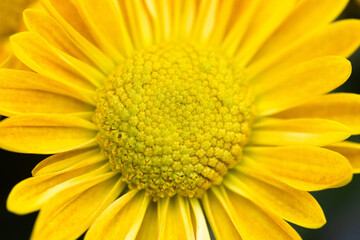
top-left (71, 111), bottom-right (94, 120)
top-left (326, 141), bottom-right (360, 173)
top-left (174, 0), bottom-right (196, 40)
top-left (41, 0), bottom-right (115, 73)
top-left (7, 162), bottom-right (110, 215)
top-left (85, 191), bottom-right (150, 240)
top-left (216, 186), bottom-right (302, 240)
top-left (255, 56), bottom-right (351, 116)
top-left (233, 0), bottom-right (295, 66)
top-left (0, 67), bottom-right (95, 117)
top-left (122, 0), bottom-right (153, 49)
top-left (23, 9), bottom-right (101, 73)
top-left (224, 168), bottom-right (326, 228)
top-left (32, 147), bottom-right (100, 176)
top-left (10, 32), bottom-right (101, 91)
top-left (220, 0), bottom-right (260, 56)
top-left (167, 0), bottom-right (182, 40)
top-left (44, 0), bottom-right (95, 43)
top-left (202, 190), bottom-right (242, 240)
top-left (136, 201), bottom-right (158, 240)
top-left (0, 69), bottom-right (94, 105)
top-left (205, 187), bottom-right (300, 240)
top-left (156, 197), bottom-right (169, 239)
top-left (250, 118), bottom-right (350, 146)
top-left (253, 56), bottom-right (351, 97)
top-left (244, 146), bottom-right (353, 191)
top-left (329, 172), bottom-right (353, 188)
top-left (249, 19), bottom-right (360, 79)
top-left (189, 198), bottom-right (211, 240)
top-left (158, 196), bottom-right (195, 240)
top-left (252, 0), bottom-right (349, 62)
top-left (31, 175), bottom-right (123, 240)
top-left (0, 114), bottom-right (97, 154)
top-left (1, 52), bottom-right (32, 70)
top-left (73, 0), bottom-right (132, 61)
top-left (205, 0), bottom-right (235, 46)
top-left (190, 0), bottom-right (218, 42)
top-left (275, 93), bottom-right (360, 135)
top-left (0, 88), bottom-right (94, 117)
top-left (144, 0), bottom-right (171, 42)
top-left (0, 40), bottom-right (12, 67)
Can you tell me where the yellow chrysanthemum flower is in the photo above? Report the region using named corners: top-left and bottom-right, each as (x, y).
top-left (2, 0), bottom-right (360, 239)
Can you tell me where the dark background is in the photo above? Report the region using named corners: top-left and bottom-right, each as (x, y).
top-left (0, 1), bottom-right (360, 239)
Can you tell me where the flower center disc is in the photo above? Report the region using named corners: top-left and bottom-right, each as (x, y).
top-left (94, 43), bottom-right (255, 199)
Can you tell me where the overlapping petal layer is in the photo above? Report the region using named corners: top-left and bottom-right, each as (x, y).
top-left (244, 147), bottom-right (353, 191)
top-left (7, 159), bottom-right (109, 214)
top-left (251, 118), bottom-right (350, 146)
top-left (0, 114), bottom-right (97, 154)
top-left (31, 175), bottom-right (122, 240)
top-left (275, 93), bottom-right (360, 135)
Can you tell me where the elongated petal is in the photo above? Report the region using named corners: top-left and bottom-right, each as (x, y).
top-left (44, 0), bottom-right (95, 43)
top-left (220, 0), bottom-right (260, 56)
top-left (11, 32), bottom-right (101, 90)
top-left (202, 191), bottom-right (241, 240)
top-left (24, 9), bottom-right (97, 70)
top-left (210, 186), bottom-right (300, 240)
top-left (256, 56), bottom-right (351, 116)
top-left (85, 191), bottom-right (150, 240)
top-left (0, 69), bottom-right (94, 105)
top-left (244, 146), bottom-right (353, 191)
top-left (7, 162), bottom-right (109, 214)
top-left (189, 198), bottom-right (211, 240)
top-left (234, 0), bottom-right (295, 66)
top-left (174, 0), bottom-right (196, 40)
top-left (249, 19), bottom-right (360, 79)
top-left (136, 201), bottom-right (158, 240)
top-left (252, 0), bottom-right (349, 62)
top-left (10, 33), bottom-right (72, 75)
top-left (158, 196), bottom-right (195, 240)
top-left (74, 0), bottom-right (132, 61)
top-left (144, 0), bottom-right (171, 42)
top-left (326, 141), bottom-right (360, 173)
top-left (166, 0), bottom-right (181, 40)
top-left (0, 40), bottom-right (11, 67)
top-left (0, 88), bottom-right (94, 116)
top-left (72, 112), bottom-right (94, 121)
top-left (205, 0), bottom-right (235, 46)
top-left (219, 187), bottom-right (302, 240)
top-left (41, 0), bottom-right (115, 73)
top-left (190, 0), bottom-right (218, 42)
top-left (123, 0), bottom-right (153, 49)
top-left (224, 168), bottom-right (325, 228)
top-left (330, 172), bottom-right (353, 189)
top-left (32, 147), bottom-right (100, 176)
top-left (250, 118), bottom-right (350, 146)
top-left (31, 176), bottom-right (123, 240)
top-left (275, 93), bottom-right (360, 135)
top-left (0, 114), bottom-right (97, 154)
top-left (156, 197), bottom-right (169, 239)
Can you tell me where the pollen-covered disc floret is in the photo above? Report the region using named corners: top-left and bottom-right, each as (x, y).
top-left (94, 43), bottom-right (255, 198)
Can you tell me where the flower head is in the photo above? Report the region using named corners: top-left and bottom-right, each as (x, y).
top-left (1, 0), bottom-right (360, 239)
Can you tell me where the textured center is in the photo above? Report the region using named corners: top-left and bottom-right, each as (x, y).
top-left (94, 43), bottom-right (255, 199)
